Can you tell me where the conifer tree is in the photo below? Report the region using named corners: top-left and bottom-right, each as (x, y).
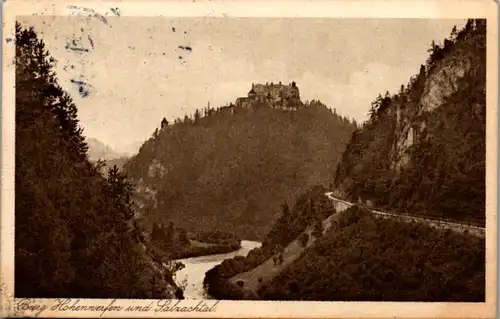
top-left (161, 117), bottom-right (169, 128)
top-left (282, 202), bottom-right (290, 216)
top-left (194, 109), bottom-right (201, 122)
top-left (15, 22), bottom-right (180, 299)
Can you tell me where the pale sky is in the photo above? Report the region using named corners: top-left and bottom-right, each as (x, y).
top-left (20, 16), bottom-right (465, 154)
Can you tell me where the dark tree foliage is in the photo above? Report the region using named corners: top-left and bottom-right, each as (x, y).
top-left (151, 221), bottom-right (175, 250)
top-left (312, 221), bottom-right (323, 238)
top-left (298, 233), bottom-right (309, 247)
top-left (334, 19), bottom-right (486, 225)
top-left (259, 206), bottom-right (485, 301)
top-left (178, 229), bottom-right (190, 246)
top-left (161, 117), bottom-right (168, 129)
top-left (125, 95), bottom-right (356, 240)
top-left (203, 246), bottom-right (272, 299)
top-left (281, 202), bottom-right (290, 216)
top-left (15, 22), bottom-right (178, 298)
top-left (263, 186), bottom-right (334, 249)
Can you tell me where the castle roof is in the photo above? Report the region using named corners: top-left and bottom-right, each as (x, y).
top-left (248, 88), bottom-right (256, 95)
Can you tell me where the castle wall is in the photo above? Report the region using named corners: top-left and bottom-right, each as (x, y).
top-left (234, 82), bottom-right (301, 111)
top-left (253, 83), bottom-right (299, 102)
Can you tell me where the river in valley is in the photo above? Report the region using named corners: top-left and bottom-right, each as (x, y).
top-left (174, 240), bottom-right (262, 299)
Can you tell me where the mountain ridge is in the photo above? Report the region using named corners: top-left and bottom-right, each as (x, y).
top-left (85, 137), bottom-right (127, 161)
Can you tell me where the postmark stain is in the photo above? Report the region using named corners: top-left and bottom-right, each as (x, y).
top-left (65, 40), bottom-right (89, 53)
top-left (110, 7), bottom-right (121, 16)
top-left (70, 79), bottom-right (91, 98)
top-left (67, 5), bottom-right (108, 25)
top-left (178, 46), bottom-right (192, 52)
top-left (88, 36), bottom-right (94, 50)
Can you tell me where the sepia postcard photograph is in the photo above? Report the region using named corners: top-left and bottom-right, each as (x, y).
top-left (1, 0), bottom-right (498, 318)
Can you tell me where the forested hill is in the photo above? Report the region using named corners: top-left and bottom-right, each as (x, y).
top-left (334, 19), bottom-right (486, 225)
top-left (125, 99), bottom-right (356, 239)
top-left (15, 23), bottom-right (181, 299)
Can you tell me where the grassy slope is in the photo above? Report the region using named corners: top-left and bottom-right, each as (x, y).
top-left (229, 200), bottom-right (351, 293)
top-left (258, 206), bottom-right (485, 301)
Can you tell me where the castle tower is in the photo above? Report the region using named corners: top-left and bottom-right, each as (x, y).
top-left (161, 117), bottom-right (168, 129)
top-left (248, 84), bottom-right (256, 99)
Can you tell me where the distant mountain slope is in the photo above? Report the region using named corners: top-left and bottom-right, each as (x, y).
top-left (115, 140), bottom-right (144, 157)
top-left (125, 99), bottom-right (356, 239)
top-left (334, 19), bottom-right (486, 225)
top-left (86, 137), bottom-right (125, 161)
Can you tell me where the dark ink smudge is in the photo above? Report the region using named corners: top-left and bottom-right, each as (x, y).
top-left (178, 46), bottom-right (192, 52)
top-left (65, 36), bottom-right (92, 53)
top-left (172, 27), bottom-right (176, 32)
top-left (70, 79), bottom-right (91, 98)
top-left (65, 42), bottom-right (89, 53)
top-left (110, 7), bottom-right (121, 16)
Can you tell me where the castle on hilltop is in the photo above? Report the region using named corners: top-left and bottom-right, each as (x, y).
top-left (234, 81), bottom-right (302, 110)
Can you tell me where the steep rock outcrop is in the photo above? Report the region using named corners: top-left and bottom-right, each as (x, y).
top-left (391, 30), bottom-right (482, 169)
top-left (334, 19), bottom-right (486, 224)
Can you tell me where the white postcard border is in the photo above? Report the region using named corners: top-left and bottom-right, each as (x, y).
top-left (1, 1), bottom-right (498, 318)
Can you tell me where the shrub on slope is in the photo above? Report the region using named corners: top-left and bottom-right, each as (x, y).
top-left (259, 206), bottom-right (485, 301)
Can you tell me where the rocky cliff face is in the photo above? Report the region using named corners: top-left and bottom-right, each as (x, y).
top-left (334, 19), bottom-right (486, 224)
top-left (420, 57), bottom-right (474, 112)
top-left (391, 33), bottom-right (482, 170)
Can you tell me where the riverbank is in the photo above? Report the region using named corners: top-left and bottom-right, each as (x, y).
top-left (170, 240), bottom-right (242, 260)
top-left (175, 240), bottom-right (262, 300)
top-left (203, 242), bottom-right (273, 300)
top-left (147, 226), bottom-right (243, 261)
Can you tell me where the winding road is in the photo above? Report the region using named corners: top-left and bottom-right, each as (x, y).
top-left (325, 192), bottom-right (485, 237)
